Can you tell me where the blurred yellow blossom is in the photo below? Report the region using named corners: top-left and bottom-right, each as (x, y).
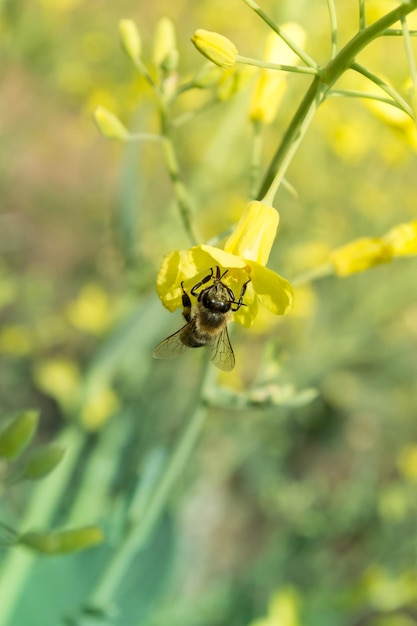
top-left (330, 219), bottom-right (417, 276)
top-left (33, 358), bottom-right (80, 411)
top-left (156, 201), bottom-right (293, 328)
top-left (80, 387), bottom-right (119, 431)
top-left (66, 283), bottom-right (112, 334)
top-left (250, 24), bottom-right (306, 124)
top-left (249, 587), bottom-right (300, 626)
top-left (330, 237), bottom-right (390, 276)
top-left (397, 445), bottom-right (417, 481)
top-left (0, 325), bottom-right (33, 356)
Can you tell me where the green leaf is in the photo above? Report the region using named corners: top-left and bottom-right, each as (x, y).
top-left (0, 410), bottom-right (39, 460)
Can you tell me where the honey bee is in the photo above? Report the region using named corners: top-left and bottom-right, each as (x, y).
top-left (153, 266), bottom-right (250, 371)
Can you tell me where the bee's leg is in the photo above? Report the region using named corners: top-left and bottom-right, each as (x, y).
top-left (190, 267), bottom-right (214, 297)
top-left (231, 278), bottom-right (251, 311)
top-left (181, 282), bottom-right (192, 322)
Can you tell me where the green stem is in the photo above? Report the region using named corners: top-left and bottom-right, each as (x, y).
top-left (326, 0), bottom-right (339, 58)
top-left (351, 61), bottom-right (415, 119)
top-left (236, 55), bottom-right (319, 75)
top-left (87, 357), bottom-right (211, 612)
top-left (160, 106), bottom-right (199, 245)
top-left (328, 89), bottom-right (406, 111)
top-left (256, 0), bottom-right (417, 202)
top-left (241, 0), bottom-right (318, 68)
top-left (359, 0), bottom-right (366, 30)
top-left (401, 15), bottom-right (417, 91)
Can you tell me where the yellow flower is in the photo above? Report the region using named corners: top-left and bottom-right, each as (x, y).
top-left (156, 201), bottom-right (293, 327)
top-left (330, 220), bottom-right (417, 276)
top-left (191, 29), bottom-right (238, 68)
top-left (330, 237), bottom-right (391, 276)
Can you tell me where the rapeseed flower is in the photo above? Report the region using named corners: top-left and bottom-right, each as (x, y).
top-left (156, 201), bottom-right (293, 327)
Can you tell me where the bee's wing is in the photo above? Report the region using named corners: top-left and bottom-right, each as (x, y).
top-left (209, 326), bottom-right (235, 371)
top-left (153, 324), bottom-right (189, 360)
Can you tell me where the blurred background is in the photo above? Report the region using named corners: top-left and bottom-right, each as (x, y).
top-left (1, 0), bottom-right (417, 625)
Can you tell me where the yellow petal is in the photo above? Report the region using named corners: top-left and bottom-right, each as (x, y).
top-left (233, 282), bottom-right (259, 327)
top-left (383, 220), bottom-right (417, 256)
top-left (330, 237), bottom-right (391, 276)
top-left (250, 262), bottom-right (294, 315)
top-left (224, 201), bottom-right (279, 265)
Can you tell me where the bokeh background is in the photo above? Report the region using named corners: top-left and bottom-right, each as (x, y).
top-left (1, 0), bottom-right (417, 625)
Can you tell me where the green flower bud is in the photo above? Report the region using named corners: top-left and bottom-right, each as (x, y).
top-left (119, 19), bottom-right (142, 62)
top-left (153, 17), bottom-right (178, 72)
top-left (93, 106), bottom-right (129, 141)
top-left (191, 29), bottom-right (238, 68)
top-left (22, 444), bottom-right (65, 480)
top-left (0, 410), bottom-right (39, 460)
top-left (20, 526), bottom-right (104, 554)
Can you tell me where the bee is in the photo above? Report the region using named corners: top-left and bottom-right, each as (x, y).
top-left (153, 266), bottom-right (250, 371)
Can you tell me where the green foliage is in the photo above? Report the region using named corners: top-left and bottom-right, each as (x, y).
top-left (1, 1), bottom-right (417, 625)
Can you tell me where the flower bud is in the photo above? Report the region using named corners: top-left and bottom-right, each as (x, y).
top-left (119, 19), bottom-right (141, 62)
top-left (0, 410), bottom-right (39, 460)
top-left (20, 526), bottom-right (104, 554)
top-left (224, 201), bottom-right (280, 265)
top-left (93, 106), bottom-right (129, 141)
top-left (153, 17), bottom-right (178, 72)
top-left (22, 444), bottom-right (65, 480)
top-left (191, 29), bottom-right (238, 68)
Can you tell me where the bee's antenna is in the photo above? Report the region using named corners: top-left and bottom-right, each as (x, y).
top-left (220, 268), bottom-right (229, 280)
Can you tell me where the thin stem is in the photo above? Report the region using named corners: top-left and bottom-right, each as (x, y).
top-left (236, 55), bottom-right (319, 75)
top-left (328, 88), bottom-right (407, 111)
top-left (359, 0), bottom-right (366, 30)
top-left (352, 62), bottom-right (415, 119)
top-left (401, 15), bottom-right (417, 92)
top-left (87, 357), bottom-right (211, 612)
top-left (292, 263), bottom-right (334, 286)
top-left (241, 0), bottom-right (318, 68)
top-left (160, 107), bottom-right (200, 245)
top-left (383, 29), bottom-right (417, 36)
top-left (326, 0), bottom-right (339, 58)
top-left (125, 133), bottom-right (162, 143)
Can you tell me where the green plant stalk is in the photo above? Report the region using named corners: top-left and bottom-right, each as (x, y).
top-left (160, 106), bottom-right (199, 246)
top-left (256, 0), bottom-right (417, 202)
top-left (87, 358), bottom-right (211, 612)
top-left (0, 426), bottom-right (84, 626)
top-left (236, 55), bottom-right (319, 75)
top-left (401, 15), bottom-right (417, 90)
top-left (351, 61), bottom-right (415, 119)
top-left (241, 0), bottom-right (318, 68)
top-left (326, 0), bottom-right (338, 58)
